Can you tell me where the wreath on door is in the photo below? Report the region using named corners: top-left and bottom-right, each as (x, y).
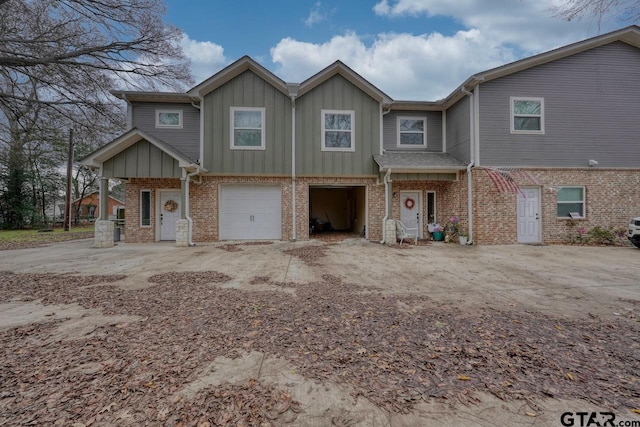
top-left (404, 198), bottom-right (415, 209)
top-left (163, 200), bottom-right (178, 212)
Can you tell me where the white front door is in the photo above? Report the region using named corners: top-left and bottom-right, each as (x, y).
top-left (400, 191), bottom-right (421, 237)
top-left (517, 187), bottom-right (540, 243)
top-left (159, 191), bottom-right (181, 241)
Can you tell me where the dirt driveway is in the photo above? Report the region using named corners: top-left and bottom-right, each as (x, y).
top-left (1, 239), bottom-right (639, 426)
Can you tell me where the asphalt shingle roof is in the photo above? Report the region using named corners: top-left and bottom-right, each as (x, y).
top-left (373, 152), bottom-right (467, 170)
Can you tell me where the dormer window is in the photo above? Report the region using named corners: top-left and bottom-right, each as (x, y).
top-left (155, 110), bottom-right (183, 129)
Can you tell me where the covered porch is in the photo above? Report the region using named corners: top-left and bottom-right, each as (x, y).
top-left (373, 152), bottom-right (468, 245)
top-left (80, 128), bottom-right (203, 248)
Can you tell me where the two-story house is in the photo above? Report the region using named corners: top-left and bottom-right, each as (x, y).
top-left (82, 25), bottom-right (640, 247)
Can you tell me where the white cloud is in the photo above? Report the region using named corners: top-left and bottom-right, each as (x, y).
top-left (180, 34), bottom-right (228, 86)
top-left (372, 0), bottom-right (615, 53)
top-left (271, 30), bottom-right (516, 100)
top-left (305, 2), bottom-right (329, 27)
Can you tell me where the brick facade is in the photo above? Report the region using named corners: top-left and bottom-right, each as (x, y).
top-left (122, 169), bottom-right (640, 245)
top-left (123, 175), bottom-right (385, 243)
top-left (473, 168), bottom-right (640, 244)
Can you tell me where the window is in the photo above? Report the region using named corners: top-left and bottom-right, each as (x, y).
top-left (557, 186), bottom-right (585, 218)
top-left (230, 107), bottom-right (265, 150)
top-left (397, 116), bottom-right (427, 147)
top-left (155, 110), bottom-right (183, 129)
top-left (322, 110), bottom-right (355, 151)
top-left (511, 97), bottom-right (544, 134)
top-left (140, 190), bottom-right (151, 226)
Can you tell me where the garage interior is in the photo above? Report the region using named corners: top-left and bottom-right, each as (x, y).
top-left (309, 186), bottom-right (366, 237)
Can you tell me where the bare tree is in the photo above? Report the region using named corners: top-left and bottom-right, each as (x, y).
top-left (0, 0), bottom-right (193, 228)
top-left (550, 0), bottom-right (640, 28)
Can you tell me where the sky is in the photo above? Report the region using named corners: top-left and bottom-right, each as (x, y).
top-left (163, 0), bottom-right (626, 101)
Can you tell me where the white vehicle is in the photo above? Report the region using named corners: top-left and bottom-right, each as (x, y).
top-left (629, 217), bottom-right (640, 248)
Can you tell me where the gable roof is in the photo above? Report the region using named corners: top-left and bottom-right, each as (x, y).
top-left (80, 128), bottom-right (198, 170)
top-left (188, 56), bottom-right (289, 97)
top-left (298, 60), bottom-right (393, 105)
top-left (444, 25), bottom-right (640, 107)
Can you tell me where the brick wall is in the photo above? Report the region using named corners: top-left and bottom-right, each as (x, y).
top-left (473, 168), bottom-right (640, 244)
top-left (125, 178), bottom-right (181, 242)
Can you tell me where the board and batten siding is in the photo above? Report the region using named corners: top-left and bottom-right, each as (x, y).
top-left (479, 42), bottom-right (640, 168)
top-left (382, 110), bottom-right (443, 152)
top-left (202, 70), bottom-right (291, 175)
top-left (102, 140), bottom-right (181, 179)
top-left (296, 74), bottom-right (380, 176)
top-left (445, 97), bottom-right (471, 163)
top-left (131, 102), bottom-right (200, 161)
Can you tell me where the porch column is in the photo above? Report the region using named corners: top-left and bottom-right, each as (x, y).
top-left (94, 177), bottom-right (114, 248)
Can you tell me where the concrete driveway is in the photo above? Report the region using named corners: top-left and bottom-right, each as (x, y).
top-left (1, 238), bottom-right (639, 426)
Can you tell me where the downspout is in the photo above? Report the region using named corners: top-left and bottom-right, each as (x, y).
top-left (287, 84), bottom-right (299, 241)
top-left (379, 168), bottom-right (392, 244)
top-left (184, 166), bottom-right (201, 246)
top-left (378, 105), bottom-right (392, 244)
top-left (461, 87), bottom-right (475, 245)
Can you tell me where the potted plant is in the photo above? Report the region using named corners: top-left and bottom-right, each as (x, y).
top-left (429, 223), bottom-right (444, 241)
top-left (458, 231), bottom-right (468, 245)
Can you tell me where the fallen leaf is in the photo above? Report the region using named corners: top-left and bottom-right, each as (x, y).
top-left (525, 412), bottom-right (536, 417)
top-left (457, 375), bottom-right (471, 381)
top-left (632, 409), bottom-right (640, 415)
top-left (566, 373), bottom-right (574, 381)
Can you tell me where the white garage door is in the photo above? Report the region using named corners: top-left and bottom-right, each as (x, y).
top-left (219, 184), bottom-right (282, 240)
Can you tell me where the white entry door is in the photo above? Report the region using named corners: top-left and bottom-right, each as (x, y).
top-left (400, 191), bottom-right (421, 238)
top-left (517, 187), bottom-right (540, 243)
top-left (160, 191), bottom-right (181, 241)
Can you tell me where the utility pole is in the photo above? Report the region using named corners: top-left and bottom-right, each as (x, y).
top-left (63, 129), bottom-right (74, 231)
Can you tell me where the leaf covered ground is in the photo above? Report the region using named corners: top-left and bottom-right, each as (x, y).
top-left (0, 266), bottom-right (638, 425)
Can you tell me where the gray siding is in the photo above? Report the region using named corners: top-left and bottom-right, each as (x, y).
top-left (445, 97), bottom-right (470, 163)
top-left (131, 102), bottom-right (200, 161)
top-left (202, 70), bottom-right (291, 175)
top-left (296, 74), bottom-right (380, 176)
top-left (479, 42), bottom-right (640, 167)
top-left (383, 110), bottom-right (442, 152)
top-left (102, 140), bottom-right (181, 178)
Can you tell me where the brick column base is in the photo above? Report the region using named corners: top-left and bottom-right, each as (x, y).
top-left (94, 220), bottom-right (115, 248)
top-left (175, 219), bottom-right (189, 247)
top-left (384, 220), bottom-right (397, 245)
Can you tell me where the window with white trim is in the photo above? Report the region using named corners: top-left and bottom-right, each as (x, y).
top-left (557, 186), bottom-right (585, 218)
top-left (322, 110), bottom-right (354, 151)
top-left (230, 107), bottom-right (265, 150)
top-left (397, 116), bottom-right (427, 147)
top-left (155, 110), bottom-right (183, 129)
top-left (510, 97), bottom-right (544, 134)
top-left (140, 190), bottom-right (151, 226)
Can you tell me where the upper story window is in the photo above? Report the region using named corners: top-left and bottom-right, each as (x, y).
top-left (557, 186), bottom-right (585, 218)
top-left (510, 97), bottom-right (544, 134)
top-left (155, 110), bottom-right (183, 129)
top-left (231, 107), bottom-right (265, 150)
top-left (322, 110), bottom-right (355, 152)
top-left (397, 116), bottom-right (427, 147)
